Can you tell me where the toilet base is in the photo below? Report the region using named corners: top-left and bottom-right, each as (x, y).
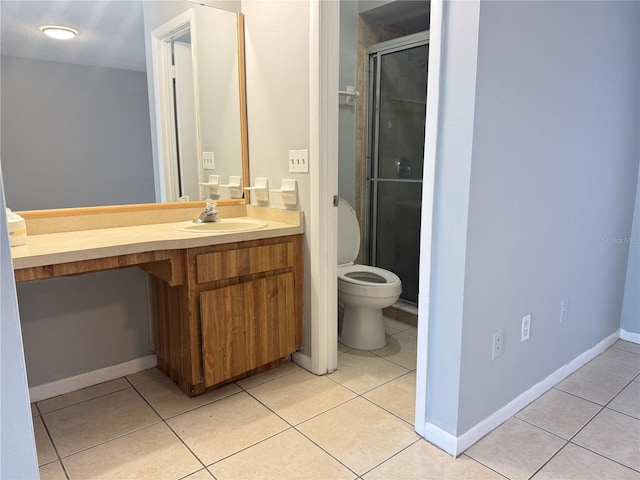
top-left (339, 305), bottom-right (386, 350)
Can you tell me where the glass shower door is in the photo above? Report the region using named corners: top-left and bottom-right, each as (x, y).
top-left (367, 40), bottom-right (428, 305)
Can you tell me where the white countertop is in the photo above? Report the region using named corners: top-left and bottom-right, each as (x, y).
top-left (12, 217), bottom-right (302, 269)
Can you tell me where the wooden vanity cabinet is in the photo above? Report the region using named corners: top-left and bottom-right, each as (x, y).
top-left (149, 235), bottom-right (303, 397)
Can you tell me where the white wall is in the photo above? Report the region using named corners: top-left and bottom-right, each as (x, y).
top-left (241, 0), bottom-right (312, 351)
top-left (142, 0), bottom-right (242, 201)
top-left (423, 0), bottom-right (640, 440)
top-left (0, 166), bottom-right (38, 479)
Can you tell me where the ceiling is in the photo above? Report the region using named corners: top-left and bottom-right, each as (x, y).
top-left (0, 0), bottom-right (147, 72)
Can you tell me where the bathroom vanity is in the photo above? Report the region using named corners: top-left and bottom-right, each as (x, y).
top-left (11, 203), bottom-right (304, 397)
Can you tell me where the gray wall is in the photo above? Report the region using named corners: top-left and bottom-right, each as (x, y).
top-left (1, 56), bottom-right (156, 388)
top-left (1, 56), bottom-right (155, 209)
top-left (425, 0), bottom-right (640, 436)
top-left (338, 0), bottom-right (358, 207)
top-left (621, 171), bottom-right (640, 334)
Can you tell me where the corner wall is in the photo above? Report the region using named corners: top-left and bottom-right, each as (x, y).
top-left (457, 0), bottom-right (640, 434)
top-left (423, 0), bottom-right (640, 443)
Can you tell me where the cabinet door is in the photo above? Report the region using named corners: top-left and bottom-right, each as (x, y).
top-left (200, 272), bottom-right (298, 387)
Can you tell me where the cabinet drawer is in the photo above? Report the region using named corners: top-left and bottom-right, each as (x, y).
top-left (196, 242), bottom-right (294, 284)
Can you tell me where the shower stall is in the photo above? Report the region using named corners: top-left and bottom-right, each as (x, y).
top-left (365, 32), bottom-right (429, 305)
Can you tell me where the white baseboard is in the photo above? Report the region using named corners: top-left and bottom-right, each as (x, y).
top-left (423, 330), bottom-right (620, 456)
top-left (620, 329), bottom-right (640, 344)
top-left (29, 354), bottom-right (157, 403)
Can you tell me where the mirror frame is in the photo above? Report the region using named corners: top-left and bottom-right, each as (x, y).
top-left (150, 10), bottom-right (249, 205)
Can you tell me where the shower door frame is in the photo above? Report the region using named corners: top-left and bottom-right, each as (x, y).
top-left (365, 32), bottom-right (430, 302)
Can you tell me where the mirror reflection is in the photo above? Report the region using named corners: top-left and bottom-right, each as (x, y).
top-left (0, 0), bottom-right (248, 210)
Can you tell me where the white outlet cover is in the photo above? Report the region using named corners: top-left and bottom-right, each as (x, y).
top-left (203, 152), bottom-right (215, 170)
top-left (521, 315), bottom-right (531, 342)
top-left (288, 149), bottom-right (309, 173)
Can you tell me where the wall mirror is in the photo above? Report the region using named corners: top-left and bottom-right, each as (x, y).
top-left (0, 0), bottom-right (249, 211)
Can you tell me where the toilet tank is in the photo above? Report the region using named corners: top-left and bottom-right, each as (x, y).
top-left (337, 198), bottom-right (360, 265)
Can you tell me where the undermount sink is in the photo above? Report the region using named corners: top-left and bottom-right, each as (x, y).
top-left (172, 218), bottom-right (268, 234)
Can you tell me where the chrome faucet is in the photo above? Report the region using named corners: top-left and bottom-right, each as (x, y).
top-left (194, 199), bottom-right (220, 223)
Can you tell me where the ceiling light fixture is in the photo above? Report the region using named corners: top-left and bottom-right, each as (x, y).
top-left (39, 25), bottom-right (78, 40)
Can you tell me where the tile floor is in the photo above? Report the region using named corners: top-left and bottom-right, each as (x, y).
top-left (33, 318), bottom-right (640, 480)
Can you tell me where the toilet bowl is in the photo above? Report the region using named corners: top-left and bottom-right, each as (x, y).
top-left (337, 198), bottom-right (401, 350)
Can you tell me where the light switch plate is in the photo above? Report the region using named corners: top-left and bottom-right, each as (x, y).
top-left (202, 152), bottom-right (215, 170)
top-left (288, 149), bottom-right (308, 173)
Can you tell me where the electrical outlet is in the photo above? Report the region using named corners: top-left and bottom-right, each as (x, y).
top-left (560, 298), bottom-right (569, 322)
top-left (492, 330), bottom-right (504, 360)
top-left (288, 149), bottom-right (309, 173)
top-left (521, 315), bottom-right (531, 342)
top-left (202, 152), bottom-right (215, 170)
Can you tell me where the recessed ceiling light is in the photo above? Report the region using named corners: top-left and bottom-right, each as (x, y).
top-left (39, 25), bottom-right (78, 40)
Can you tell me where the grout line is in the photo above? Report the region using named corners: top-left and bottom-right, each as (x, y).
top-left (290, 425), bottom-right (360, 478)
top-left (37, 382), bottom-right (132, 415)
top-left (525, 439), bottom-right (571, 480)
top-left (128, 380), bottom-right (209, 470)
top-left (457, 453), bottom-right (509, 479)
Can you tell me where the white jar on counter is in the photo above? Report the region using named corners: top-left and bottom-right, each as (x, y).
top-left (6, 208), bottom-right (27, 246)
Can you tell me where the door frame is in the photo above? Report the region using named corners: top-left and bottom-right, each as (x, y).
top-left (293, 0), bottom-right (339, 375)
top-left (150, 9), bottom-right (202, 202)
top-left (309, 0), bottom-right (444, 437)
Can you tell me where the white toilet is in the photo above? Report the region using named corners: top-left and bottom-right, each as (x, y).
top-left (338, 198), bottom-right (402, 350)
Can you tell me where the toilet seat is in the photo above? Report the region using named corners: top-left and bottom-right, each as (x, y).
top-left (338, 264), bottom-right (401, 296)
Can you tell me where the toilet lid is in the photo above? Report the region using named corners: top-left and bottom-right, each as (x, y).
top-left (337, 198), bottom-right (360, 264)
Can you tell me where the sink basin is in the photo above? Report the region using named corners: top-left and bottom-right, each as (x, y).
top-left (173, 218), bottom-right (268, 234)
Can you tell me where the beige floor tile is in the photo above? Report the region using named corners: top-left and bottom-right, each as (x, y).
top-left (62, 423), bottom-right (202, 480)
top-left (338, 342), bottom-right (352, 354)
top-left (39, 461), bottom-right (67, 480)
top-left (613, 340), bottom-right (640, 355)
top-left (184, 469), bottom-right (215, 480)
top-left (363, 372), bottom-right (416, 425)
top-left (371, 331), bottom-right (417, 370)
top-left (383, 317), bottom-right (413, 335)
top-left (247, 368), bottom-right (356, 425)
top-left (587, 348), bottom-right (640, 380)
top-left (573, 408), bottom-right (640, 471)
top-left (531, 443), bottom-right (640, 480)
top-left (31, 403), bottom-right (39, 417)
top-left (168, 391), bottom-right (289, 465)
top-left (126, 367), bottom-right (166, 386)
top-left (330, 350), bottom-right (409, 394)
top-left (34, 416), bottom-right (57, 466)
top-left (608, 381), bottom-right (640, 419)
top-left (297, 397), bottom-right (419, 475)
top-left (44, 388), bottom-right (160, 457)
top-left (515, 389), bottom-right (601, 439)
top-left (556, 365), bottom-right (629, 405)
top-left (37, 378), bottom-right (130, 414)
top-left (136, 375), bottom-right (241, 419)
top-left (403, 326), bottom-right (418, 337)
top-left (365, 440), bottom-right (504, 480)
top-left (209, 428), bottom-right (356, 480)
top-left (465, 418), bottom-right (565, 480)
top-left (235, 360), bottom-right (301, 389)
